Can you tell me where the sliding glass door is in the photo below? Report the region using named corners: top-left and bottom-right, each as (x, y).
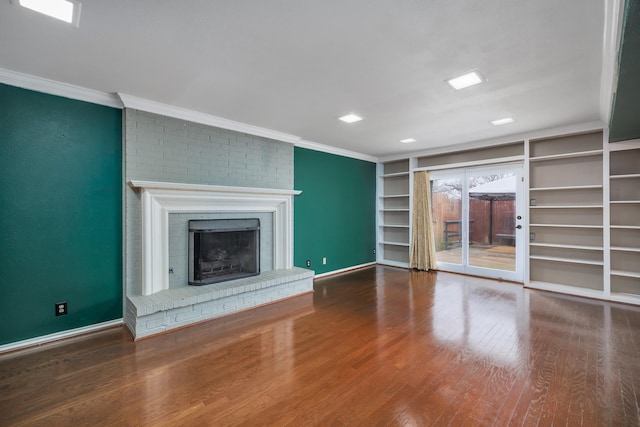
top-left (430, 164), bottom-right (524, 281)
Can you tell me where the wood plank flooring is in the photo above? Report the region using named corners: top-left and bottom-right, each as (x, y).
top-left (1, 265), bottom-right (640, 426)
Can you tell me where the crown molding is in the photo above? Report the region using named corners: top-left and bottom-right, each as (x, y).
top-left (296, 139), bottom-right (378, 163)
top-left (118, 93), bottom-right (377, 161)
top-left (0, 67), bottom-right (122, 108)
top-left (118, 93), bottom-right (302, 145)
top-left (378, 120), bottom-right (605, 162)
top-left (0, 68), bottom-right (378, 162)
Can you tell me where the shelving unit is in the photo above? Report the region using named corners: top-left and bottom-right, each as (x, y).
top-left (609, 144), bottom-right (640, 302)
top-left (372, 129), bottom-right (640, 307)
top-left (377, 159), bottom-right (411, 267)
top-left (528, 131), bottom-right (605, 292)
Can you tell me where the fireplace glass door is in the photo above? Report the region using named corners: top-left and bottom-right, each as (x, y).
top-left (189, 218), bottom-right (260, 285)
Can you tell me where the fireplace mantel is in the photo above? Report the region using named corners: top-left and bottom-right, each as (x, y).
top-left (129, 180), bottom-right (301, 196)
top-left (129, 180), bottom-right (301, 296)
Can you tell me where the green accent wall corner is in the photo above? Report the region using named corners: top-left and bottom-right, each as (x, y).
top-left (0, 84), bottom-right (123, 345)
top-left (294, 147), bottom-right (376, 275)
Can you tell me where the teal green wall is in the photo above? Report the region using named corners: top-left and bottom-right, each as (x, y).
top-left (609, 0), bottom-right (640, 142)
top-left (0, 84), bottom-right (123, 345)
top-left (294, 147), bottom-right (376, 275)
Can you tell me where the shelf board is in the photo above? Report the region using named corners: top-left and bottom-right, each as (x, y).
top-left (529, 243), bottom-right (603, 251)
top-left (610, 225), bottom-right (640, 230)
top-left (610, 200), bottom-right (640, 204)
top-left (529, 223), bottom-right (603, 229)
top-left (610, 173), bottom-right (640, 180)
top-left (611, 270), bottom-right (640, 279)
top-left (529, 149), bottom-right (603, 162)
top-left (381, 172), bottom-right (410, 178)
top-left (378, 260), bottom-right (410, 268)
top-left (529, 185), bottom-right (603, 191)
top-left (611, 246), bottom-right (640, 253)
top-left (380, 208), bottom-right (410, 212)
top-left (379, 224), bottom-right (410, 229)
top-left (529, 205), bottom-right (602, 209)
top-left (381, 241), bottom-right (410, 247)
top-left (380, 194), bottom-right (410, 199)
top-left (529, 255), bottom-right (603, 266)
top-left (609, 293), bottom-right (640, 304)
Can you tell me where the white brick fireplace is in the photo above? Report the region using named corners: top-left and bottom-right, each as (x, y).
top-left (122, 108), bottom-right (313, 339)
top-left (125, 180), bottom-right (313, 339)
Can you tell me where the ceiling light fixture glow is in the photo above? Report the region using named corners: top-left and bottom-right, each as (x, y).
top-left (400, 138), bottom-right (416, 144)
top-left (17, 0), bottom-right (80, 25)
top-left (338, 113), bottom-right (363, 124)
top-left (490, 117), bottom-right (516, 126)
top-left (447, 70), bottom-right (484, 90)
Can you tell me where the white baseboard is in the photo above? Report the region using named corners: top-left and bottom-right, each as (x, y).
top-left (0, 319), bottom-right (123, 354)
top-left (313, 262), bottom-right (377, 279)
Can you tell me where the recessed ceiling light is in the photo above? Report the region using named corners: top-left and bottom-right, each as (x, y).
top-left (16, 0), bottom-right (81, 26)
top-left (490, 117), bottom-right (516, 126)
top-left (400, 138), bottom-right (416, 144)
top-left (338, 113), bottom-right (363, 124)
top-left (447, 70), bottom-right (484, 90)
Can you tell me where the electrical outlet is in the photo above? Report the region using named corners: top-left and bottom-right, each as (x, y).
top-left (55, 301), bottom-right (68, 316)
top-left (322, 257), bottom-right (327, 265)
top-left (373, 248), bottom-right (376, 254)
top-left (306, 259), bottom-right (311, 267)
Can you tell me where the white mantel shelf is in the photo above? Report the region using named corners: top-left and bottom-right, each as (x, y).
top-left (129, 180), bottom-right (302, 196)
top-left (129, 180), bottom-right (301, 296)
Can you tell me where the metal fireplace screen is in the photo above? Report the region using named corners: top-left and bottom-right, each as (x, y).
top-left (188, 218), bottom-right (260, 285)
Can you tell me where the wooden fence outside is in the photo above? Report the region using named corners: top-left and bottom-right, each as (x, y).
top-left (431, 193), bottom-right (515, 250)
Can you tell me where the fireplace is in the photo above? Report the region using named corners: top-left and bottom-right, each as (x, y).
top-left (189, 218), bottom-right (260, 285)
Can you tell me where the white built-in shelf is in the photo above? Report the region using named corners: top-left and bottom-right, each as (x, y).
top-left (529, 185), bottom-right (603, 191)
top-left (381, 241), bottom-right (410, 247)
top-left (529, 205), bottom-right (603, 209)
top-left (380, 194), bottom-right (410, 198)
top-left (380, 208), bottom-right (410, 212)
top-left (610, 200), bottom-right (640, 204)
top-left (381, 172), bottom-right (410, 178)
top-left (610, 173), bottom-right (640, 180)
top-left (611, 246), bottom-right (640, 253)
top-left (379, 224), bottom-right (410, 229)
top-left (611, 270), bottom-right (640, 279)
top-left (529, 223), bottom-right (604, 229)
top-left (530, 243), bottom-right (603, 251)
top-left (610, 225), bottom-right (640, 230)
top-left (529, 255), bottom-right (604, 266)
top-left (529, 149), bottom-right (603, 162)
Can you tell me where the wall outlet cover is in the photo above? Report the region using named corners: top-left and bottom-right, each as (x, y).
top-left (55, 301), bottom-right (68, 316)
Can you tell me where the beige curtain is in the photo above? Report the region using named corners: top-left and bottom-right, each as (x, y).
top-left (410, 171), bottom-right (437, 271)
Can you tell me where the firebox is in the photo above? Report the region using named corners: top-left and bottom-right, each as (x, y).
top-left (188, 218), bottom-right (260, 285)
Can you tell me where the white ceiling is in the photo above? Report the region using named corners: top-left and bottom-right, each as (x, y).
top-left (0, 0), bottom-right (608, 158)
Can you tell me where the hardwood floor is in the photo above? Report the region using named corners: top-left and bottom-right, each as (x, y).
top-left (2, 266), bottom-right (640, 426)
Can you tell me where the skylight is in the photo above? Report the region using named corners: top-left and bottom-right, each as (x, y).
top-left (17, 0), bottom-right (81, 26)
top-left (491, 117), bottom-right (516, 126)
top-left (338, 113), bottom-right (363, 124)
top-left (447, 70), bottom-right (484, 90)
